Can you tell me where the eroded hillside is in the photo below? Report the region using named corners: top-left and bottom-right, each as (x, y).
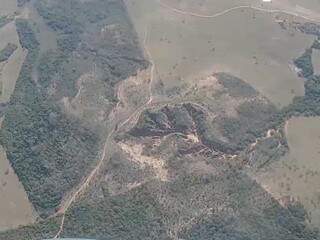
top-left (1, 0), bottom-right (320, 239)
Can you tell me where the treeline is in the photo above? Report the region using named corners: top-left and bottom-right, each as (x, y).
top-left (286, 25), bottom-right (320, 117)
top-left (35, 0), bottom-right (147, 98)
top-left (0, 43), bottom-right (17, 62)
top-left (0, 19), bottom-right (101, 218)
top-left (17, 0), bottom-right (30, 7)
top-left (0, 216), bottom-right (61, 240)
top-left (294, 48), bottom-right (313, 78)
top-left (0, 16), bottom-right (12, 28)
top-left (0, 0), bottom-right (148, 218)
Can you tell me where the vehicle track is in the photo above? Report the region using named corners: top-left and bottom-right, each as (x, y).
top-left (52, 1), bottom-right (314, 236)
top-left (157, 0), bottom-right (320, 22)
top-left (53, 27), bottom-right (156, 239)
top-left (117, 27), bottom-right (155, 130)
top-left (53, 129), bottom-right (114, 238)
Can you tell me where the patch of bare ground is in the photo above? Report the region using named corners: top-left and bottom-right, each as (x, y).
top-left (196, 72), bottom-right (221, 89)
top-left (61, 70), bottom-right (112, 127)
top-left (182, 72), bottom-right (259, 119)
top-left (118, 141), bottom-right (169, 182)
top-left (115, 68), bottom-right (151, 112)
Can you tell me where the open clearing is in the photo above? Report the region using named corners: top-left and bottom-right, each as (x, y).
top-left (0, 0), bottom-right (36, 230)
top-left (0, 21), bottom-right (27, 103)
top-left (0, 20), bottom-right (27, 101)
top-left (251, 117), bottom-right (320, 228)
top-left (265, 0), bottom-right (320, 22)
top-left (0, 144), bottom-right (36, 231)
top-left (312, 48), bottom-right (320, 75)
top-left (0, 0), bottom-right (319, 238)
top-left (125, 0), bottom-right (314, 107)
top-left (0, 46), bottom-right (27, 103)
top-left (0, 0), bottom-right (17, 16)
top-left (28, 1), bottom-right (57, 54)
top-left (0, 21), bottom-right (18, 50)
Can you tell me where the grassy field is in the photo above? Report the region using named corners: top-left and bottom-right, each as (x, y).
top-left (0, 21), bottom-right (19, 50)
top-left (249, 117), bottom-right (320, 228)
top-left (0, 0), bottom-right (17, 16)
top-left (167, 0), bottom-right (320, 22)
top-left (0, 145), bottom-right (36, 231)
top-left (161, 0), bottom-right (256, 14)
top-left (0, 46), bottom-right (27, 103)
top-left (0, 13), bottom-right (27, 104)
top-left (0, 0), bottom-right (320, 237)
top-left (125, 0), bottom-right (314, 107)
top-left (0, 0), bottom-right (36, 230)
top-left (312, 48), bottom-right (320, 75)
top-left (265, 0), bottom-right (320, 22)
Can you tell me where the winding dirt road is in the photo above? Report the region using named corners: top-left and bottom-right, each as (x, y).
top-left (53, 128), bottom-right (114, 238)
top-left (52, 0), bottom-right (320, 237)
top-left (157, 0), bottom-right (320, 22)
top-left (53, 27), bottom-right (156, 238)
top-left (117, 27), bottom-right (156, 131)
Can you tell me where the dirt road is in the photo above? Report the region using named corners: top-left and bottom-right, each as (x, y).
top-left (157, 0), bottom-right (320, 22)
top-left (53, 26), bottom-right (157, 239)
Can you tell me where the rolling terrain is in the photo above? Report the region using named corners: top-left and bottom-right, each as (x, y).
top-left (0, 0), bottom-right (320, 239)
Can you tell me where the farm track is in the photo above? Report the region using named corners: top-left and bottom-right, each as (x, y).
top-left (157, 0), bottom-right (320, 22)
top-left (53, 0), bottom-right (319, 237)
top-left (53, 28), bottom-right (156, 238)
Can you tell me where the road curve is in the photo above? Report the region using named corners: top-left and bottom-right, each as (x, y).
top-left (157, 0), bottom-right (320, 22)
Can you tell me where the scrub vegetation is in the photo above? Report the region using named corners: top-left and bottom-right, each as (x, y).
top-left (0, 0), bottom-right (147, 218)
top-left (0, 16), bottom-right (12, 28)
top-left (0, 43), bottom-right (17, 62)
top-left (1, 0), bottom-right (320, 239)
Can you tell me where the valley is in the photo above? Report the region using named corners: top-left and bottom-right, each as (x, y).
top-left (0, 0), bottom-right (320, 239)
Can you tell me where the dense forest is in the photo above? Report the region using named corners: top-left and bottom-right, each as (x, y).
top-left (0, 1), bottom-right (320, 239)
top-left (0, 0), bottom-right (147, 217)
